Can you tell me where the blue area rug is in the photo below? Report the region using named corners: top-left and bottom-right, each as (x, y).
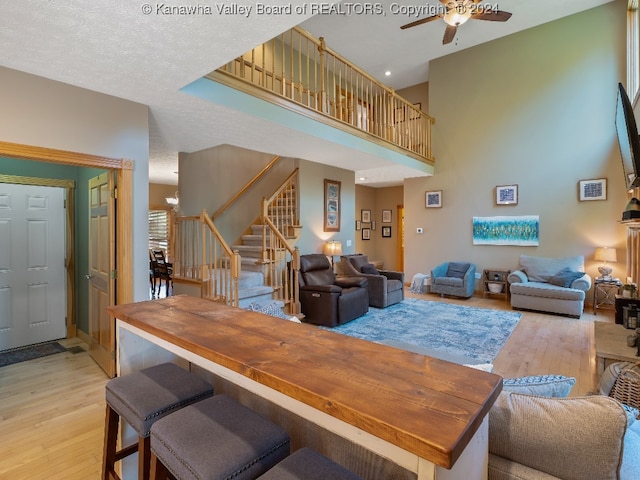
top-left (330, 298), bottom-right (521, 364)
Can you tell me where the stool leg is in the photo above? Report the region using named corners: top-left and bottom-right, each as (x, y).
top-left (102, 404), bottom-right (120, 480)
top-left (150, 451), bottom-right (174, 480)
top-left (139, 436), bottom-right (151, 480)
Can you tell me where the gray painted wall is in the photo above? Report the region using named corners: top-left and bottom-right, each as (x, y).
top-left (404, 1), bottom-right (627, 287)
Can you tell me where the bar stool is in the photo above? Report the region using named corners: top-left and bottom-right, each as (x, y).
top-left (256, 447), bottom-right (363, 480)
top-left (149, 394), bottom-right (290, 480)
top-left (102, 363), bottom-right (214, 480)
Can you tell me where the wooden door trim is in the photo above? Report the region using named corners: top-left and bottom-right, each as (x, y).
top-left (0, 141), bottom-right (134, 375)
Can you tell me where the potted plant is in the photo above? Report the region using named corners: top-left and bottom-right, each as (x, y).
top-left (622, 283), bottom-right (638, 298)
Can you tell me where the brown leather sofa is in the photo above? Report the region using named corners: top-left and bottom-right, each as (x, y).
top-left (298, 254), bottom-right (369, 327)
top-left (339, 254), bottom-right (404, 308)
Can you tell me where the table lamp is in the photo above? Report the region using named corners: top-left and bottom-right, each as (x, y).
top-left (594, 247), bottom-right (617, 281)
top-left (323, 240), bottom-right (342, 268)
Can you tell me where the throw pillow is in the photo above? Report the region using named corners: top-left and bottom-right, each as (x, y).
top-left (502, 374), bottom-right (576, 397)
top-left (548, 267), bottom-right (585, 288)
top-left (489, 392), bottom-right (627, 480)
top-left (360, 263), bottom-right (379, 275)
top-left (446, 262), bottom-right (470, 278)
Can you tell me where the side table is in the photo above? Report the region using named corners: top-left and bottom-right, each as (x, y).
top-left (593, 280), bottom-right (621, 315)
top-left (482, 269), bottom-right (510, 301)
top-left (615, 295), bottom-right (640, 325)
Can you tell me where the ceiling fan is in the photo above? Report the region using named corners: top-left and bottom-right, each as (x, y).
top-left (400, 0), bottom-right (512, 45)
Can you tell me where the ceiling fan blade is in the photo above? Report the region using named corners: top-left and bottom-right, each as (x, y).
top-left (443, 24), bottom-right (457, 44)
top-left (472, 10), bottom-right (512, 22)
top-left (400, 14), bottom-right (442, 30)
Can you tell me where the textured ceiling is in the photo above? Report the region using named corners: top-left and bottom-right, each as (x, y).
top-left (0, 0), bottom-right (615, 187)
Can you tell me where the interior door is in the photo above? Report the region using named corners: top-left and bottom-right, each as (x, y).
top-left (0, 183), bottom-right (66, 351)
top-left (88, 172), bottom-right (115, 377)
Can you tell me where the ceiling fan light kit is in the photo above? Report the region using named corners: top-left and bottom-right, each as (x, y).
top-left (400, 0), bottom-right (512, 45)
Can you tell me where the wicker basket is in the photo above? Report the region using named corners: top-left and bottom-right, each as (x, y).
top-left (609, 362), bottom-right (640, 415)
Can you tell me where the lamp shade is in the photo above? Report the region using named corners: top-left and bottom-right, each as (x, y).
top-left (323, 241), bottom-right (343, 256)
top-left (594, 247), bottom-right (617, 263)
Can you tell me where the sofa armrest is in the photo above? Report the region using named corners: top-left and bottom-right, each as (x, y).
top-left (508, 270), bottom-right (528, 284)
top-left (335, 276), bottom-right (368, 289)
top-left (571, 273), bottom-right (591, 292)
top-left (489, 392), bottom-right (627, 480)
top-left (300, 284), bottom-right (342, 294)
top-left (379, 270), bottom-right (404, 282)
top-left (431, 263), bottom-right (448, 279)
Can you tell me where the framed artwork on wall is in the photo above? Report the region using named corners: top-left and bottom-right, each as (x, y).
top-left (324, 179), bottom-right (341, 232)
top-left (578, 178), bottom-right (607, 201)
top-left (382, 209), bottom-right (392, 223)
top-left (361, 209), bottom-right (371, 223)
top-left (362, 228), bottom-right (371, 240)
top-left (355, 220), bottom-right (361, 231)
top-left (425, 190), bottom-right (442, 208)
top-left (382, 226), bottom-right (392, 238)
top-left (496, 185), bottom-right (518, 205)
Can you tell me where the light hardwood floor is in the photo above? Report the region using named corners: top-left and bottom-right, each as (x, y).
top-left (0, 293), bottom-right (612, 479)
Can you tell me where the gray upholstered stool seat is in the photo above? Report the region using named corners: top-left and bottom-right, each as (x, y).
top-left (150, 394), bottom-right (290, 480)
top-left (102, 362), bottom-right (214, 480)
top-left (256, 447), bottom-right (363, 480)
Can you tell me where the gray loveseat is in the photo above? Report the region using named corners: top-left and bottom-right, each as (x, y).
top-left (508, 255), bottom-right (591, 318)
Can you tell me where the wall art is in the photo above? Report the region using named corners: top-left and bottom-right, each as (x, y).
top-left (496, 184), bottom-right (518, 205)
top-left (578, 178), bottom-right (607, 201)
top-left (472, 215), bottom-right (539, 246)
top-left (324, 179), bottom-right (341, 232)
top-left (425, 190), bottom-right (442, 208)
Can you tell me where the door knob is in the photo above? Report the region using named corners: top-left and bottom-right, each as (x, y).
top-left (85, 274), bottom-right (94, 280)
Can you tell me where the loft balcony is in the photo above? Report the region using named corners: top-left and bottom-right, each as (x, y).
top-left (205, 26), bottom-right (434, 166)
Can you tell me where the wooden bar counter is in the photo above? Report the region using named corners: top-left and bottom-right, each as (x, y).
top-left (108, 295), bottom-right (502, 480)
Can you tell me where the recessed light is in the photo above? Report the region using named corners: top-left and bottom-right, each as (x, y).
top-left (359, 177), bottom-right (366, 181)
top-left (384, 71), bottom-right (391, 77)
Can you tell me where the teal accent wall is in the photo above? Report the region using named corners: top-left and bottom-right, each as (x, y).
top-left (0, 156), bottom-right (105, 335)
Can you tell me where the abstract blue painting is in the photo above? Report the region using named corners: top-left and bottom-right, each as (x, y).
top-left (472, 216), bottom-right (539, 246)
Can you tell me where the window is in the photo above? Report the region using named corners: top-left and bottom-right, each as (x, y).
top-left (149, 208), bottom-right (172, 259)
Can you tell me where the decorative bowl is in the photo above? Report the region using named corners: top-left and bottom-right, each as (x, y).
top-left (487, 282), bottom-right (504, 293)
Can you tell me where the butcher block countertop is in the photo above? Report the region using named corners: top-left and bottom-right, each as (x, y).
top-left (107, 295), bottom-right (502, 470)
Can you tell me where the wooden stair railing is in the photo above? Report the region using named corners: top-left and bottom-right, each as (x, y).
top-left (212, 26), bottom-right (435, 163)
top-left (259, 216), bottom-right (301, 315)
top-left (211, 155), bottom-right (281, 220)
top-left (263, 168), bottom-right (300, 239)
top-left (173, 210), bottom-right (240, 307)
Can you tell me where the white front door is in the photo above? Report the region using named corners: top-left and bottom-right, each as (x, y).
top-left (0, 183), bottom-right (66, 351)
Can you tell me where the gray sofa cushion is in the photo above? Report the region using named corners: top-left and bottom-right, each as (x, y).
top-left (548, 267), bottom-right (585, 288)
top-left (510, 281), bottom-right (585, 301)
top-left (519, 255), bottom-right (584, 282)
top-left (489, 392), bottom-right (627, 480)
top-left (446, 262), bottom-right (471, 278)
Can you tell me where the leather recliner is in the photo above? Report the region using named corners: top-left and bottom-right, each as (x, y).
top-left (339, 254), bottom-right (404, 308)
top-left (298, 254), bottom-right (369, 327)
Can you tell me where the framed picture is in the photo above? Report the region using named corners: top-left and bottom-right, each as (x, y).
top-left (362, 228), bottom-right (371, 240)
top-left (382, 209), bottom-right (392, 223)
top-left (371, 221), bottom-right (376, 230)
top-left (579, 178), bottom-right (607, 201)
top-left (361, 209), bottom-right (371, 223)
top-left (496, 184), bottom-right (518, 205)
top-left (382, 226), bottom-right (392, 238)
top-left (355, 220), bottom-right (361, 231)
top-left (425, 190), bottom-right (442, 208)
top-left (323, 179), bottom-right (341, 232)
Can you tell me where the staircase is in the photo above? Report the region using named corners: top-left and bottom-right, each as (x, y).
top-left (173, 162), bottom-right (301, 315)
top-left (233, 182), bottom-right (301, 307)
